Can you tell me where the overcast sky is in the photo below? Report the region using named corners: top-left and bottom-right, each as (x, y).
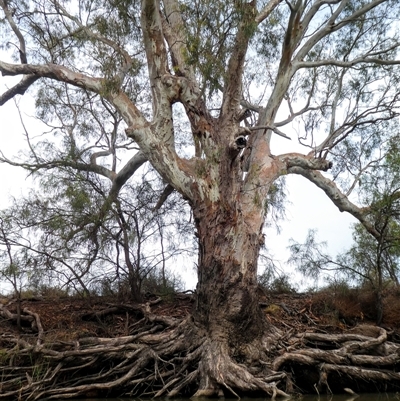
top-left (0, 73), bottom-right (357, 292)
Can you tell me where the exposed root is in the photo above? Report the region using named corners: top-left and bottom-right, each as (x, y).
top-left (1, 301), bottom-right (400, 399)
top-left (193, 338), bottom-right (290, 398)
top-left (0, 303), bottom-right (204, 400)
top-left (0, 306), bottom-right (289, 400)
top-left (273, 325), bottom-right (400, 393)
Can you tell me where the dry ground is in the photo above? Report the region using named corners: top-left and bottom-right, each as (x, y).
top-left (2, 287), bottom-right (400, 399)
top-left (2, 286), bottom-right (400, 341)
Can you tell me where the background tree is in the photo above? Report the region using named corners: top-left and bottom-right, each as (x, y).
top-left (0, 164), bottom-right (194, 302)
top-left (0, 80), bottom-right (193, 301)
top-left (1, 0), bottom-right (400, 398)
top-left (289, 139), bottom-right (400, 323)
top-left (0, 215), bottom-right (27, 330)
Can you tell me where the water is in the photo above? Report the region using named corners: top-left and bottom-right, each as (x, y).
top-left (298, 394), bottom-right (400, 401)
top-left (68, 394), bottom-right (400, 401)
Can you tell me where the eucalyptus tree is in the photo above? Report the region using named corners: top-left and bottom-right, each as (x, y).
top-left (1, 0), bottom-right (400, 398)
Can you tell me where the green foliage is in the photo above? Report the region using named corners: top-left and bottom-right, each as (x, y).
top-left (255, 6), bottom-right (285, 62)
top-left (288, 229), bottom-right (331, 283)
top-left (180, 0), bottom-right (258, 96)
top-left (268, 275), bottom-right (297, 294)
top-left (264, 177), bottom-right (287, 233)
top-left (290, 151), bottom-right (400, 294)
top-left (322, 277), bottom-right (354, 297)
top-left (141, 269), bottom-right (184, 298)
top-left (0, 169), bottom-right (192, 299)
top-left (28, 285), bottom-right (69, 298)
top-left (258, 270), bottom-right (297, 294)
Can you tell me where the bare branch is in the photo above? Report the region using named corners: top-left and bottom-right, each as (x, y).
top-left (90, 150), bottom-right (113, 166)
top-left (248, 125), bottom-right (292, 140)
top-left (0, 0), bottom-right (27, 64)
top-left (255, 0), bottom-right (284, 24)
top-left (0, 153), bottom-right (116, 181)
top-left (240, 99), bottom-right (262, 113)
top-left (0, 75), bottom-right (40, 105)
top-left (0, 61), bottom-right (103, 93)
top-left (288, 166), bottom-right (380, 238)
top-left (297, 56), bottom-right (400, 69)
top-left (153, 184), bottom-right (175, 211)
top-left (278, 153), bottom-right (332, 171)
top-left (109, 151), bottom-right (148, 198)
top-left (314, 95), bottom-right (400, 157)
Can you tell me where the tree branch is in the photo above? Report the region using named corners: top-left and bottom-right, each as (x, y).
top-left (0, 75), bottom-right (40, 105)
top-left (109, 151), bottom-right (148, 198)
top-left (162, 0), bottom-right (195, 80)
top-left (0, 154), bottom-right (116, 181)
top-left (297, 57), bottom-right (400, 70)
top-left (279, 153), bottom-right (332, 171)
top-left (0, 0), bottom-right (28, 64)
top-left (255, 0), bottom-right (283, 24)
top-left (153, 184), bottom-right (175, 211)
top-left (248, 126), bottom-right (291, 140)
top-left (294, 0), bottom-right (389, 66)
top-left (141, 0), bottom-right (169, 108)
top-left (313, 95), bottom-right (400, 157)
top-left (221, 1), bottom-right (258, 119)
top-left (0, 61), bottom-right (103, 93)
top-left (287, 166), bottom-right (380, 238)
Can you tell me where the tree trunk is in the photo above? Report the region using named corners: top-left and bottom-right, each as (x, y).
top-left (190, 197), bottom-right (274, 396)
top-left (194, 204), bottom-right (265, 341)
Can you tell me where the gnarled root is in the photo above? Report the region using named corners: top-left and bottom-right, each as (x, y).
top-left (273, 326), bottom-right (400, 393)
top-left (0, 313), bottom-right (289, 400)
top-left (2, 301), bottom-right (400, 400)
top-left (193, 339), bottom-right (290, 398)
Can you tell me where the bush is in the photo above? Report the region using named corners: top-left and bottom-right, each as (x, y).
top-left (258, 272), bottom-right (297, 294)
top-left (141, 270), bottom-right (184, 298)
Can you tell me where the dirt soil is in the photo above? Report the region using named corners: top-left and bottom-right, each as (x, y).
top-left (2, 287), bottom-right (400, 399)
top-left (2, 287), bottom-right (400, 341)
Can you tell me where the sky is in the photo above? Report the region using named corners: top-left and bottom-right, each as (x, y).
top-left (0, 72), bottom-right (357, 293)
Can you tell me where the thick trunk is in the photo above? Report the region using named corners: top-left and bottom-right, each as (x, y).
top-left (179, 119), bottom-right (284, 395)
top-left (193, 202), bottom-right (267, 353)
top-left (188, 200), bottom-right (283, 397)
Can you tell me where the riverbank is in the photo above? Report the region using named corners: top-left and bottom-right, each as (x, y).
top-left (2, 286), bottom-right (400, 339)
top-left (1, 286), bottom-right (400, 399)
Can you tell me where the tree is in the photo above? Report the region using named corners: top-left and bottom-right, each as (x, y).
top-left (0, 215), bottom-right (26, 330)
top-left (0, 172), bottom-right (193, 300)
top-left (351, 140), bottom-right (400, 323)
top-left (1, 0), bottom-right (400, 398)
top-left (289, 140), bottom-right (400, 324)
